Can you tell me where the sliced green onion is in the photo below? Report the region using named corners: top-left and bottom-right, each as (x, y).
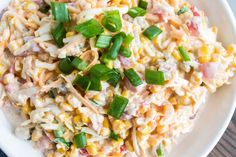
top-left (119, 46), bottom-right (132, 58)
top-left (59, 57), bottom-right (74, 74)
top-left (89, 64), bottom-right (114, 80)
top-left (102, 10), bottom-right (122, 32)
top-left (71, 58), bottom-right (88, 71)
top-left (107, 69), bottom-right (121, 87)
top-left (138, 0), bottom-right (148, 10)
top-left (177, 6), bottom-right (189, 15)
top-left (123, 34), bottom-right (134, 47)
top-left (124, 68), bottom-right (143, 87)
top-left (156, 143), bottom-right (165, 157)
top-left (39, 4), bottom-right (50, 13)
top-left (54, 128), bottom-right (65, 138)
top-left (96, 35), bottom-right (112, 48)
top-left (107, 34), bottom-right (124, 60)
top-left (178, 46), bottom-right (191, 61)
top-left (51, 2), bottom-right (70, 22)
top-left (127, 7), bottom-right (146, 18)
top-left (54, 137), bottom-right (71, 149)
top-left (75, 19), bottom-right (104, 38)
top-left (89, 77), bottom-right (102, 91)
top-left (107, 95), bottom-right (129, 119)
top-left (52, 23), bottom-right (66, 47)
top-left (145, 69), bottom-right (164, 85)
top-left (109, 131), bottom-right (119, 141)
top-left (143, 25), bottom-right (162, 40)
top-left (100, 53), bottom-right (111, 64)
top-left (74, 132), bottom-right (87, 148)
top-left (73, 75), bottom-right (91, 92)
top-left (48, 88), bottom-right (57, 98)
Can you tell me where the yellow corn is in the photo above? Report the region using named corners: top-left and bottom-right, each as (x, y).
top-left (124, 120), bottom-right (132, 129)
top-left (112, 0), bottom-right (122, 5)
top-left (172, 51), bottom-right (181, 61)
top-left (31, 129), bottom-right (42, 142)
top-left (107, 61), bottom-right (114, 69)
top-left (151, 56), bottom-right (158, 64)
top-left (57, 148), bottom-right (66, 154)
top-left (227, 44), bottom-right (236, 54)
top-left (58, 112), bottom-right (70, 122)
top-left (169, 97), bottom-right (177, 105)
top-left (0, 63), bottom-right (7, 77)
top-left (93, 94), bottom-right (101, 101)
top-left (22, 102), bottom-right (32, 115)
top-left (211, 26), bottom-right (218, 34)
top-left (81, 113), bottom-right (90, 124)
top-left (198, 56), bottom-right (211, 63)
top-left (156, 125), bottom-right (168, 134)
top-left (60, 102), bottom-right (73, 111)
top-left (125, 140), bottom-right (134, 152)
top-left (112, 138), bottom-right (124, 146)
top-left (138, 123), bottom-right (152, 135)
top-left (121, 89), bottom-right (129, 97)
top-left (112, 120), bottom-right (125, 133)
top-left (199, 45), bottom-right (210, 56)
top-left (46, 152), bottom-right (54, 157)
top-left (179, 95), bottom-right (194, 106)
top-left (73, 115), bottom-right (81, 124)
top-left (86, 143), bottom-right (98, 155)
top-left (103, 117), bottom-right (110, 128)
top-left (66, 32), bottom-right (76, 38)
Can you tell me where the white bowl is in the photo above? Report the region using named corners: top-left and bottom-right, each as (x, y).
top-left (0, 0), bottom-right (236, 157)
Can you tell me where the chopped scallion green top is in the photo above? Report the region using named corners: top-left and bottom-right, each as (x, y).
top-left (128, 7), bottom-right (147, 18)
top-left (71, 57), bottom-right (88, 71)
top-left (52, 23), bottom-right (66, 48)
top-left (96, 35), bottom-right (112, 48)
top-left (59, 57), bottom-right (74, 74)
top-left (145, 69), bottom-right (165, 85)
top-left (124, 68), bottom-right (143, 87)
top-left (75, 19), bottom-right (104, 38)
top-left (109, 131), bottom-right (119, 141)
top-left (143, 25), bottom-right (162, 40)
top-left (177, 6), bottom-right (189, 15)
top-left (74, 132), bottom-right (87, 148)
top-left (178, 46), bottom-right (191, 61)
top-left (102, 10), bottom-right (122, 32)
top-left (107, 95), bottom-right (129, 119)
top-left (138, 0), bottom-right (148, 10)
top-left (51, 2), bottom-right (70, 22)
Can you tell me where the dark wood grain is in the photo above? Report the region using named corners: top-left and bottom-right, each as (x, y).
top-left (208, 112), bottom-right (236, 157)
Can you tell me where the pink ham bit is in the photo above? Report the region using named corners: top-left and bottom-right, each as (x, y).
top-left (187, 20), bottom-right (200, 36)
top-left (36, 135), bottom-right (52, 151)
top-left (190, 6), bottom-right (200, 17)
top-left (120, 144), bottom-right (126, 152)
top-left (200, 62), bottom-right (218, 79)
top-left (118, 55), bottom-right (131, 67)
top-left (79, 148), bottom-right (88, 156)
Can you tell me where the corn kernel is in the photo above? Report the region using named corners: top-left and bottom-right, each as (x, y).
top-left (112, 120), bottom-right (125, 133)
top-left (66, 32), bottom-right (76, 38)
top-left (93, 94), bottom-right (101, 101)
top-left (0, 63), bottom-right (7, 77)
top-left (198, 56), bottom-right (211, 63)
top-left (156, 125), bottom-right (168, 134)
top-left (211, 26), bottom-right (218, 34)
top-left (199, 45), bottom-right (210, 56)
top-left (86, 143), bottom-right (98, 155)
top-left (125, 140), bottom-right (134, 152)
top-left (169, 97), bottom-right (177, 105)
top-left (81, 113), bottom-right (90, 124)
top-left (107, 61), bottom-right (114, 69)
top-left (227, 44), bottom-right (236, 54)
top-left (22, 102), bottom-right (32, 115)
top-left (58, 112), bottom-right (70, 122)
top-left (121, 89), bottom-right (129, 97)
top-left (111, 138), bottom-right (124, 146)
top-left (172, 51), bottom-right (181, 61)
top-left (103, 117), bottom-right (110, 128)
top-left (73, 115), bottom-right (81, 124)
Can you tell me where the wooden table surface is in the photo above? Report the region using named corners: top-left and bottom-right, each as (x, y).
top-left (209, 112), bottom-right (236, 157)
